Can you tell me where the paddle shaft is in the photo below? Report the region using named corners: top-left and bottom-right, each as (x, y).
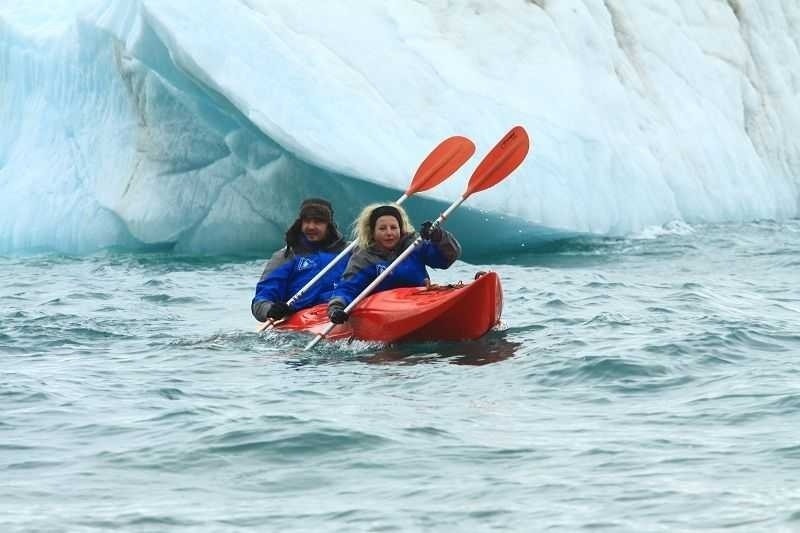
top-left (303, 195), bottom-right (466, 350)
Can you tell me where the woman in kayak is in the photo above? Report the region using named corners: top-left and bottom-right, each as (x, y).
top-left (326, 203), bottom-right (461, 324)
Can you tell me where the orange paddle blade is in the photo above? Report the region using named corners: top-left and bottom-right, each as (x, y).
top-left (406, 136), bottom-right (476, 195)
top-left (465, 126), bottom-right (530, 197)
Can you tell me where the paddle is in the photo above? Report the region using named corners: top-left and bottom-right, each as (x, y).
top-left (256, 135), bottom-right (476, 333)
top-left (304, 126), bottom-right (531, 350)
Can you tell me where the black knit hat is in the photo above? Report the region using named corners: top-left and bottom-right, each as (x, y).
top-left (298, 198), bottom-right (333, 223)
top-left (369, 205), bottom-right (403, 231)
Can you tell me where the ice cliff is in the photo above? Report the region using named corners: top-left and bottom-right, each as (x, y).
top-left (1, 0), bottom-right (798, 256)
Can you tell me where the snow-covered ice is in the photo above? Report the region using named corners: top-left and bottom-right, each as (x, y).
top-left (1, 0), bottom-right (798, 255)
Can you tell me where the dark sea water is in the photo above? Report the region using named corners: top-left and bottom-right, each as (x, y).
top-left (2, 220), bottom-right (800, 532)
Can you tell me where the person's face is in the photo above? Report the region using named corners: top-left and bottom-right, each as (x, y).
top-left (301, 218), bottom-right (329, 242)
top-left (373, 215), bottom-right (401, 250)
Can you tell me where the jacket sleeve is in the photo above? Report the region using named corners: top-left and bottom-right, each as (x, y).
top-left (258, 248), bottom-right (292, 282)
top-left (317, 251), bottom-right (352, 303)
top-left (418, 229), bottom-right (461, 269)
top-left (253, 257), bottom-right (295, 306)
top-left (329, 251), bottom-right (377, 308)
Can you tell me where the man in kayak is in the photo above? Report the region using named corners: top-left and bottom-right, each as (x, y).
top-left (252, 198), bottom-right (349, 322)
top-left (326, 203), bottom-right (461, 324)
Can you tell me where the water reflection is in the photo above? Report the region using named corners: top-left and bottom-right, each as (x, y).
top-left (360, 331), bottom-right (521, 366)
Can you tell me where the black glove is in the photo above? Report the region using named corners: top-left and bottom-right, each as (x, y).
top-left (327, 302), bottom-right (349, 324)
top-left (266, 301), bottom-right (291, 320)
top-left (419, 220), bottom-right (442, 242)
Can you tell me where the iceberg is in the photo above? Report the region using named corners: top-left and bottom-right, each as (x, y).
top-left (1, 0), bottom-right (798, 257)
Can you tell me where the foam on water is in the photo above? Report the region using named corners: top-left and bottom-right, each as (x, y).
top-left (632, 220), bottom-right (697, 240)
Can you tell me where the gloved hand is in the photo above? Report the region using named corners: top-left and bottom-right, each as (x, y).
top-left (266, 301), bottom-right (291, 320)
top-left (419, 220), bottom-right (443, 242)
top-left (327, 301), bottom-right (349, 324)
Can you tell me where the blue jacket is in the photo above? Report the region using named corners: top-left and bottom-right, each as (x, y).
top-left (330, 230), bottom-right (461, 308)
top-left (253, 247), bottom-right (349, 313)
top-left (257, 229), bottom-right (346, 282)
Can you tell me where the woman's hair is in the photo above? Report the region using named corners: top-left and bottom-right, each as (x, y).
top-left (352, 203), bottom-right (415, 249)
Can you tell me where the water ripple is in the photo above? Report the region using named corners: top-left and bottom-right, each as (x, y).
top-left (203, 428), bottom-right (389, 457)
top-left (1, 224), bottom-right (800, 531)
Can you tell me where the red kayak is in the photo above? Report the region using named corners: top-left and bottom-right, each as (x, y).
top-left (273, 272), bottom-right (503, 343)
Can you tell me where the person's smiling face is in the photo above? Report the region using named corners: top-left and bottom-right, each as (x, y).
top-left (373, 215), bottom-right (401, 251)
top-left (301, 218), bottom-right (328, 242)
